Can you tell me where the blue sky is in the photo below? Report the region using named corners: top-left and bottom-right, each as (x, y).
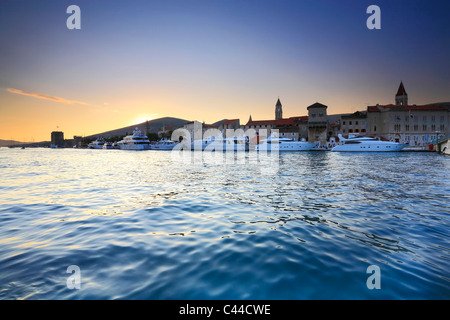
top-left (0, 0), bottom-right (449, 141)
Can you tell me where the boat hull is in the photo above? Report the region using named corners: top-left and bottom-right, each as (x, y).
top-left (88, 145), bottom-right (104, 149)
top-left (151, 145), bottom-right (176, 150)
top-left (331, 143), bottom-right (407, 152)
top-left (118, 144), bottom-right (151, 150)
top-left (256, 142), bottom-right (315, 152)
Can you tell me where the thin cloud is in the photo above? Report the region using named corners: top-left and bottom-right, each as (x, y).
top-left (7, 88), bottom-right (87, 105)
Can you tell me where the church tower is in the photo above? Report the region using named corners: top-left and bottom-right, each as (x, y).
top-left (395, 81), bottom-right (408, 105)
top-left (275, 98), bottom-right (283, 120)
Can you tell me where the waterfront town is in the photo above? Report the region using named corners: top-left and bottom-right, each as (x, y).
top-left (42, 82), bottom-right (449, 154)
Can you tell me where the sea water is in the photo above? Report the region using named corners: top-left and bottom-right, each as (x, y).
top-left (0, 148), bottom-right (448, 299)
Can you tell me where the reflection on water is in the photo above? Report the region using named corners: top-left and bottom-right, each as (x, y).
top-left (0, 148), bottom-right (449, 299)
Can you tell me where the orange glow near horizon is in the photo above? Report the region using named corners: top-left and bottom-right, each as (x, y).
top-left (0, 85), bottom-right (441, 142)
top-left (0, 87), bottom-right (370, 142)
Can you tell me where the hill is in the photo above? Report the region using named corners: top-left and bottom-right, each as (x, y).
top-left (0, 139), bottom-right (23, 147)
top-left (86, 117), bottom-right (190, 139)
top-left (211, 119), bottom-right (229, 127)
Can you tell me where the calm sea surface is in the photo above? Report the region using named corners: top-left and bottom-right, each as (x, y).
top-left (0, 148), bottom-right (449, 299)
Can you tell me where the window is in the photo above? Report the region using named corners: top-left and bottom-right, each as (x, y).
top-left (440, 124), bottom-right (445, 131)
top-left (319, 112), bottom-right (324, 117)
top-left (355, 121), bottom-right (359, 125)
top-left (361, 129), bottom-right (366, 133)
top-left (394, 124), bottom-right (401, 132)
top-left (431, 124), bottom-right (436, 131)
top-left (405, 124), bottom-right (410, 131)
top-left (343, 129), bottom-right (346, 133)
top-left (349, 121), bottom-right (352, 125)
top-left (355, 129), bottom-right (359, 133)
top-left (349, 129), bottom-right (353, 133)
top-left (374, 126), bottom-right (377, 132)
top-left (431, 116), bottom-right (435, 122)
top-left (343, 121), bottom-right (346, 125)
top-left (423, 125), bottom-right (427, 131)
top-left (414, 125), bottom-right (418, 131)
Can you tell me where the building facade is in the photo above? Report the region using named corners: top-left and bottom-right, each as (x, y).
top-left (51, 131), bottom-right (64, 148)
top-left (340, 111), bottom-right (368, 136)
top-left (367, 104), bottom-right (449, 145)
top-left (307, 102), bottom-right (328, 144)
top-left (219, 119), bottom-right (240, 131)
top-left (366, 82), bottom-right (449, 146)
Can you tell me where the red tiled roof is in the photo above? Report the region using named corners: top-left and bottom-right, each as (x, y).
top-left (289, 116), bottom-right (308, 121)
top-left (307, 102), bottom-right (328, 109)
top-left (246, 116), bottom-right (309, 127)
top-left (368, 104), bottom-right (449, 112)
top-left (405, 105), bottom-right (449, 111)
top-left (221, 119), bottom-right (239, 125)
top-left (276, 118), bottom-right (295, 126)
top-left (245, 120), bottom-right (277, 126)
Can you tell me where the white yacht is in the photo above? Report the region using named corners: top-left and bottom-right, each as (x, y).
top-left (151, 139), bottom-right (178, 150)
top-left (191, 135), bottom-right (250, 151)
top-left (88, 137), bottom-right (105, 149)
top-left (117, 128), bottom-right (151, 150)
top-left (223, 136), bottom-right (249, 151)
top-left (256, 135), bottom-right (315, 152)
top-left (102, 142), bottom-right (114, 149)
top-left (331, 134), bottom-right (407, 152)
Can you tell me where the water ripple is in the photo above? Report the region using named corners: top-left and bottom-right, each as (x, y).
top-left (0, 148), bottom-right (449, 299)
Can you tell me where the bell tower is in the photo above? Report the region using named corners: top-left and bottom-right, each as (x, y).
top-left (395, 81), bottom-right (408, 105)
top-left (275, 98), bottom-right (283, 120)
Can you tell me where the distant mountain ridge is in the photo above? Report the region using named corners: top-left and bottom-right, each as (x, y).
top-left (86, 117), bottom-right (190, 139)
top-left (0, 139), bottom-right (22, 147)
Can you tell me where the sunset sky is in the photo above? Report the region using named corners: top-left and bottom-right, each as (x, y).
top-left (1, 0), bottom-right (449, 142)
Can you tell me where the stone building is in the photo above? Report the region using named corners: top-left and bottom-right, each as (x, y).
top-left (340, 111), bottom-right (368, 136)
top-left (219, 119), bottom-right (240, 131)
top-left (307, 102), bottom-right (328, 144)
top-left (51, 131), bottom-right (64, 148)
top-left (366, 82), bottom-right (449, 146)
top-left (241, 99), bottom-right (311, 141)
top-left (367, 104), bottom-right (449, 145)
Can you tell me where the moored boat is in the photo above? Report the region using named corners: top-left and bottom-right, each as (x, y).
top-left (151, 139), bottom-right (177, 150)
top-left (331, 134), bottom-right (407, 152)
top-left (88, 137), bottom-right (105, 149)
top-left (256, 135), bottom-right (314, 152)
top-left (117, 128), bottom-right (151, 150)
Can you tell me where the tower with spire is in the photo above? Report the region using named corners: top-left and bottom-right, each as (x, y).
top-left (275, 98), bottom-right (283, 120)
top-left (395, 81), bottom-right (408, 105)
